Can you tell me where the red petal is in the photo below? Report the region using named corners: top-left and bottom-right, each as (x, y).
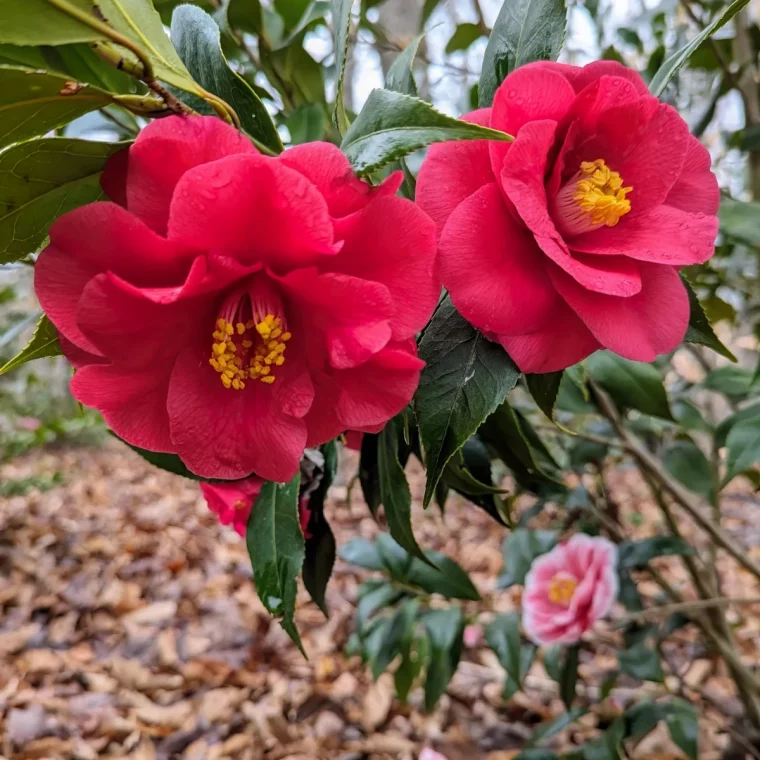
top-left (71, 362), bottom-right (173, 451)
top-left (100, 147), bottom-right (129, 207)
top-left (549, 262), bottom-right (689, 362)
top-left (498, 300), bottom-right (600, 374)
top-left (664, 135), bottom-right (719, 215)
top-left (489, 66), bottom-right (575, 177)
top-left (276, 267), bottom-right (393, 369)
top-left (563, 60), bottom-right (649, 95)
top-left (499, 121), bottom-right (642, 296)
top-left (570, 203), bottom-right (718, 265)
top-left (167, 343), bottom-right (311, 482)
top-left (440, 182), bottom-right (558, 336)
top-left (279, 141), bottom-right (401, 217)
top-left (416, 108), bottom-right (494, 237)
top-left (330, 195), bottom-right (439, 341)
top-left (168, 154), bottom-right (338, 271)
top-left (126, 115), bottom-right (256, 235)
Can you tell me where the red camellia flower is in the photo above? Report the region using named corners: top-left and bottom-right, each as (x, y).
top-left (201, 476), bottom-right (312, 538)
top-left (417, 61), bottom-right (719, 373)
top-left (35, 116), bottom-right (438, 481)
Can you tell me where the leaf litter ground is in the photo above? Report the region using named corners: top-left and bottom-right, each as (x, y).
top-left (0, 439), bottom-right (758, 759)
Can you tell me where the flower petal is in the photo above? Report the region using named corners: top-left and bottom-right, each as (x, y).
top-left (279, 141), bottom-right (401, 218)
top-left (125, 115), bottom-right (256, 235)
top-left (498, 299), bottom-right (600, 374)
top-left (549, 261), bottom-right (689, 362)
top-left (664, 135), bottom-right (719, 215)
top-left (570, 203), bottom-right (718, 265)
top-left (440, 182), bottom-right (558, 336)
top-left (489, 66), bottom-right (575, 177)
top-left (168, 154), bottom-right (338, 271)
top-left (330, 195), bottom-right (439, 341)
top-left (71, 362), bottom-right (173, 451)
top-left (416, 108), bottom-right (494, 237)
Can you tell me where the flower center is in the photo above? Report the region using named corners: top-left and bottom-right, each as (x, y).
top-left (573, 159), bottom-right (632, 227)
top-left (208, 283), bottom-right (291, 391)
top-left (547, 575), bottom-right (578, 607)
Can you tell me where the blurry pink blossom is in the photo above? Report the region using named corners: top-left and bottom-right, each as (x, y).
top-left (463, 624), bottom-right (483, 648)
top-left (522, 534), bottom-right (618, 646)
top-left (419, 748), bottom-right (449, 760)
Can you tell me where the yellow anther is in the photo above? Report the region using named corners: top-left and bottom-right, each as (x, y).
top-left (261, 376), bottom-right (276, 384)
top-left (216, 318), bottom-right (226, 330)
top-left (547, 576), bottom-right (578, 607)
top-left (225, 323), bottom-right (234, 336)
top-left (282, 332), bottom-right (292, 342)
top-left (573, 158), bottom-right (632, 227)
top-left (236, 322), bottom-right (246, 335)
top-left (242, 340), bottom-right (253, 348)
top-left (275, 356), bottom-right (285, 366)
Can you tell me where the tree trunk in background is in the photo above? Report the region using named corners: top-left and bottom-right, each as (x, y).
top-left (733, 8), bottom-right (760, 199)
top-left (377, 0), bottom-right (422, 74)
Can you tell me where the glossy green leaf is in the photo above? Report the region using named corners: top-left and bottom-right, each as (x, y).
top-left (342, 89), bottom-right (512, 175)
top-left (649, 0), bottom-right (751, 96)
top-left (716, 402), bottom-right (760, 447)
top-left (378, 415), bottom-right (425, 561)
top-left (0, 0), bottom-right (104, 46)
top-left (664, 699), bottom-right (699, 760)
top-left (395, 628), bottom-right (426, 703)
top-left (170, 5), bottom-right (283, 153)
top-left (423, 607), bottom-right (464, 710)
top-left (446, 23), bottom-right (482, 54)
top-left (682, 276), bottom-right (737, 362)
top-left (498, 529), bottom-right (556, 587)
top-left (526, 371), bottom-right (563, 420)
top-left (385, 33), bottom-right (424, 96)
top-left (122, 442), bottom-right (209, 479)
top-left (559, 644), bottom-right (580, 710)
top-left (618, 642), bottom-right (664, 683)
top-left (356, 580), bottom-right (401, 634)
top-left (332, 0), bottom-right (352, 134)
top-left (339, 537), bottom-right (384, 571)
top-left (485, 613), bottom-right (536, 700)
top-left (302, 441), bottom-right (337, 616)
top-left (0, 66), bottom-right (112, 151)
top-left (662, 440), bottom-right (715, 501)
top-left (479, 0), bottom-right (567, 107)
top-left (618, 536), bottom-right (694, 568)
top-left (370, 598), bottom-right (418, 680)
top-left (274, 0), bottom-right (330, 49)
top-left (703, 365), bottom-right (757, 398)
top-left (0, 314), bottom-right (60, 374)
top-left (585, 352), bottom-right (673, 421)
top-left (406, 549), bottom-right (481, 601)
top-left (285, 103), bottom-right (325, 143)
top-left (358, 431), bottom-right (381, 517)
top-left (226, 0), bottom-right (263, 35)
top-left (0, 137), bottom-right (126, 263)
top-left (247, 475), bottom-right (305, 652)
top-left (415, 296), bottom-right (520, 507)
top-left (725, 415), bottom-right (760, 484)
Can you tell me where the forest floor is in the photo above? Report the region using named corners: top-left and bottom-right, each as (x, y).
top-left (0, 439), bottom-right (758, 760)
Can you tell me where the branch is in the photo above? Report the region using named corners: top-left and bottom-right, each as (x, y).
top-left (588, 378), bottom-right (760, 581)
top-left (616, 596), bottom-right (760, 626)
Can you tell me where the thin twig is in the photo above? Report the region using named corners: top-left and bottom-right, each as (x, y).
top-left (616, 596), bottom-right (760, 626)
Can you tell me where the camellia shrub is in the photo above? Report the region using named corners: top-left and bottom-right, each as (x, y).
top-left (0, 0), bottom-right (758, 757)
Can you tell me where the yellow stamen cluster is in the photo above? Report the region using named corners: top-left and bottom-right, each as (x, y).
top-left (548, 576), bottom-right (578, 607)
top-left (208, 316), bottom-right (291, 390)
top-left (574, 159), bottom-right (632, 227)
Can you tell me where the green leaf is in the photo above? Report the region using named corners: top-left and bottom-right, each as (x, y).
top-left (682, 276), bottom-right (737, 362)
top-left (358, 431), bottom-right (382, 517)
top-left (395, 630), bottom-right (426, 703)
top-left (247, 475), bottom-right (305, 653)
top-left (285, 103), bottom-right (325, 144)
top-left (378, 415), bottom-right (426, 561)
top-left (703, 365), bottom-right (757, 398)
top-left (0, 314), bottom-right (60, 374)
top-left (618, 536), bottom-right (694, 568)
top-left (423, 607), bottom-right (464, 711)
top-left (274, 0), bottom-right (330, 49)
top-left (559, 644), bottom-right (580, 710)
top-left (385, 33), bottom-right (423, 96)
top-left (123, 443), bottom-right (206, 479)
top-left (356, 580), bottom-right (401, 634)
top-left (421, 0), bottom-right (443, 27)
top-left (585, 352), bottom-right (673, 420)
top-left (415, 296), bottom-right (520, 507)
top-left (664, 699), bottom-right (699, 760)
top-left (618, 643), bottom-right (664, 683)
top-left (662, 440), bottom-right (715, 501)
top-left (376, 532), bottom-right (414, 580)
top-left (370, 598), bottom-right (419, 680)
top-left (339, 536), bottom-right (384, 571)
top-left (0, 137), bottom-right (127, 264)
top-left (526, 371), bottom-right (563, 420)
top-left (446, 23), bottom-right (483, 54)
top-left (649, 0), bottom-right (751, 97)
top-left (226, 0), bottom-right (263, 36)
top-left (725, 415), bottom-right (760, 484)
top-left (406, 549), bottom-right (481, 601)
top-left (485, 613), bottom-right (536, 700)
top-left (498, 529), bottom-right (556, 587)
top-left (672, 399), bottom-right (712, 434)
top-left (479, 0), bottom-right (567, 107)
top-left (719, 196), bottom-right (760, 248)
top-left (170, 4), bottom-right (283, 153)
top-left (302, 442), bottom-right (337, 616)
top-left (716, 402), bottom-right (760, 447)
top-left (0, 0), bottom-right (105, 46)
top-left (341, 88), bottom-right (512, 175)
top-left (625, 701), bottom-right (663, 743)
top-left (0, 66), bottom-right (112, 151)
top-left (331, 0), bottom-right (352, 134)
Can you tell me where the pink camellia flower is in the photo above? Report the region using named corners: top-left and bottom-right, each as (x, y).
top-left (522, 534), bottom-right (618, 646)
top-left (201, 476), bottom-right (312, 538)
top-left (35, 116), bottom-right (438, 481)
top-left (417, 61), bottom-right (719, 373)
